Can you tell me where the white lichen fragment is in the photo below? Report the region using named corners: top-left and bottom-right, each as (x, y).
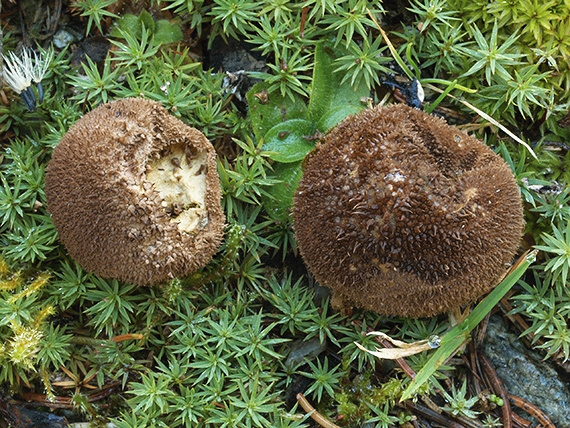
top-left (146, 144), bottom-right (209, 233)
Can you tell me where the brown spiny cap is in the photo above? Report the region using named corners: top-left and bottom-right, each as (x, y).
top-left (293, 103), bottom-right (524, 318)
top-left (45, 98), bottom-right (225, 286)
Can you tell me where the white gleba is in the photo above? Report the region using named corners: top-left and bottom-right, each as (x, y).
top-left (1, 47), bottom-right (53, 111)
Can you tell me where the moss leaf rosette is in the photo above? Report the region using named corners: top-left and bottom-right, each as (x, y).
top-left (45, 98), bottom-right (225, 286)
top-left (293, 104), bottom-right (524, 318)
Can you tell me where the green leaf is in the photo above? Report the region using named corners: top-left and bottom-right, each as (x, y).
top-left (110, 14), bottom-right (140, 39)
top-left (309, 41), bottom-right (368, 124)
top-left (307, 42), bottom-right (336, 122)
top-left (110, 12), bottom-right (182, 46)
top-left (400, 250), bottom-right (537, 402)
top-left (329, 71), bottom-right (370, 108)
top-left (138, 9), bottom-right (156, 34)
top-left (316, 104), bottom-right (363, 133)
top-left (261, 161), bottom-right (303, 222)
top-left (154, 19), bottom-right (184, 45)
top-left (262, 119), bottom-right (316, 163)
top-left (246, 82), bottom-right (307, 142)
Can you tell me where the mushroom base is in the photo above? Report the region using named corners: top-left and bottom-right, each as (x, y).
top-left (328, 265), bottom-right (509, 318)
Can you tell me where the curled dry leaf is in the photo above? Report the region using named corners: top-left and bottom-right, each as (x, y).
top-left (355, 331), bottom-right (440, 360)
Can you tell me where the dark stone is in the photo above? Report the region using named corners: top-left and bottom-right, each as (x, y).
top-left (206, 37), bottom-right (266, 73)
top-left (483, 315), bottom-right (570, 427)
top-left (71, 36), bottom-right (111, 68)
top-left (0, 397), bottom-right (69, 428)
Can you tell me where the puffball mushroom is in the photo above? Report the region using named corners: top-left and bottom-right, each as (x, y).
top-left (45, 98), bottom-right (225, 286)
top-left (293, 104), bottom-right (524, 318)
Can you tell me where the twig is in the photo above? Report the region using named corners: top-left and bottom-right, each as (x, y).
top-left (508, 394), bottom-right (557, 428)
top-left (299, 6), bottom-right (308, 39)
top-left (511, 412), bottom-right (533, 428)
top-left (296, 393), bottom-right (340, 428)
top-left (42, 0), bottom-right (63, 40)
top-left (479, 353), bottom-right (512, 428)
top-left (473, 313), bottom-right (492, 348)
top-left (20, 381), bottom-right (122, 409)
top-left (404, 401), bottom-right (468, 428)
top-left (111, 333), bottom-right (144, 343)
top-left (19, 393), bottom-right (72, 409)
top-left (465, 343), bottom-right (483, 397)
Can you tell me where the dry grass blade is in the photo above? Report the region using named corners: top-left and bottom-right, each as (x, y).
top-left (424, 83), bottom-right (538, 159)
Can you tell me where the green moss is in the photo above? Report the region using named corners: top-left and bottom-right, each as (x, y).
top-left (1, 0), bottom-right (569, 425)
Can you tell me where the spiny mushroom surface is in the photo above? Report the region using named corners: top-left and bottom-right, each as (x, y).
top-left (293, 104), bottom-right (524, 318)
top-left (45, 98), bottom-right (225, 286)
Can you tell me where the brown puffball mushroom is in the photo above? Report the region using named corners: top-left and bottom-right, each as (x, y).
top-left (45, 98), bottom-right (225, 286)
top-left (293, 104), bottom-right (524, 318)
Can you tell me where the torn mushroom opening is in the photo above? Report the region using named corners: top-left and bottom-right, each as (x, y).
top-left (146, 144), bottom-right (209, 233)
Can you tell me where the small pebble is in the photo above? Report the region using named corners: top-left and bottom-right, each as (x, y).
top-left (53, 28), bottom-right (81, 49)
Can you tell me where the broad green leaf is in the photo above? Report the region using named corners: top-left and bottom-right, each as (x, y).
top-left (154, 20), bottom-right (184, 45)
top-left (316, 104), bottom-right (363, 133)
top-left (329, 70), bottom-right (370, 109)
top-left (110, 12), bottom-right (183, 45)
top-left (308, 41), bottom-right (369, 124)
top-left (110, 14), bottom-right (140, 39)
top-left (138, 10), bottom-right (156, 34)
top-left (261, 161), bottom-right (303, 222)
top-left (246, 82), bottom-right (307, 142)
top-left (307, 42), bottom-right (336, 122)
top-left (262, 119), bottom-right (316, 163)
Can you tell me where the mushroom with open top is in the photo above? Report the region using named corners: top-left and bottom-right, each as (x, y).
top-left (45, 98), bottom-right (225, 286)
